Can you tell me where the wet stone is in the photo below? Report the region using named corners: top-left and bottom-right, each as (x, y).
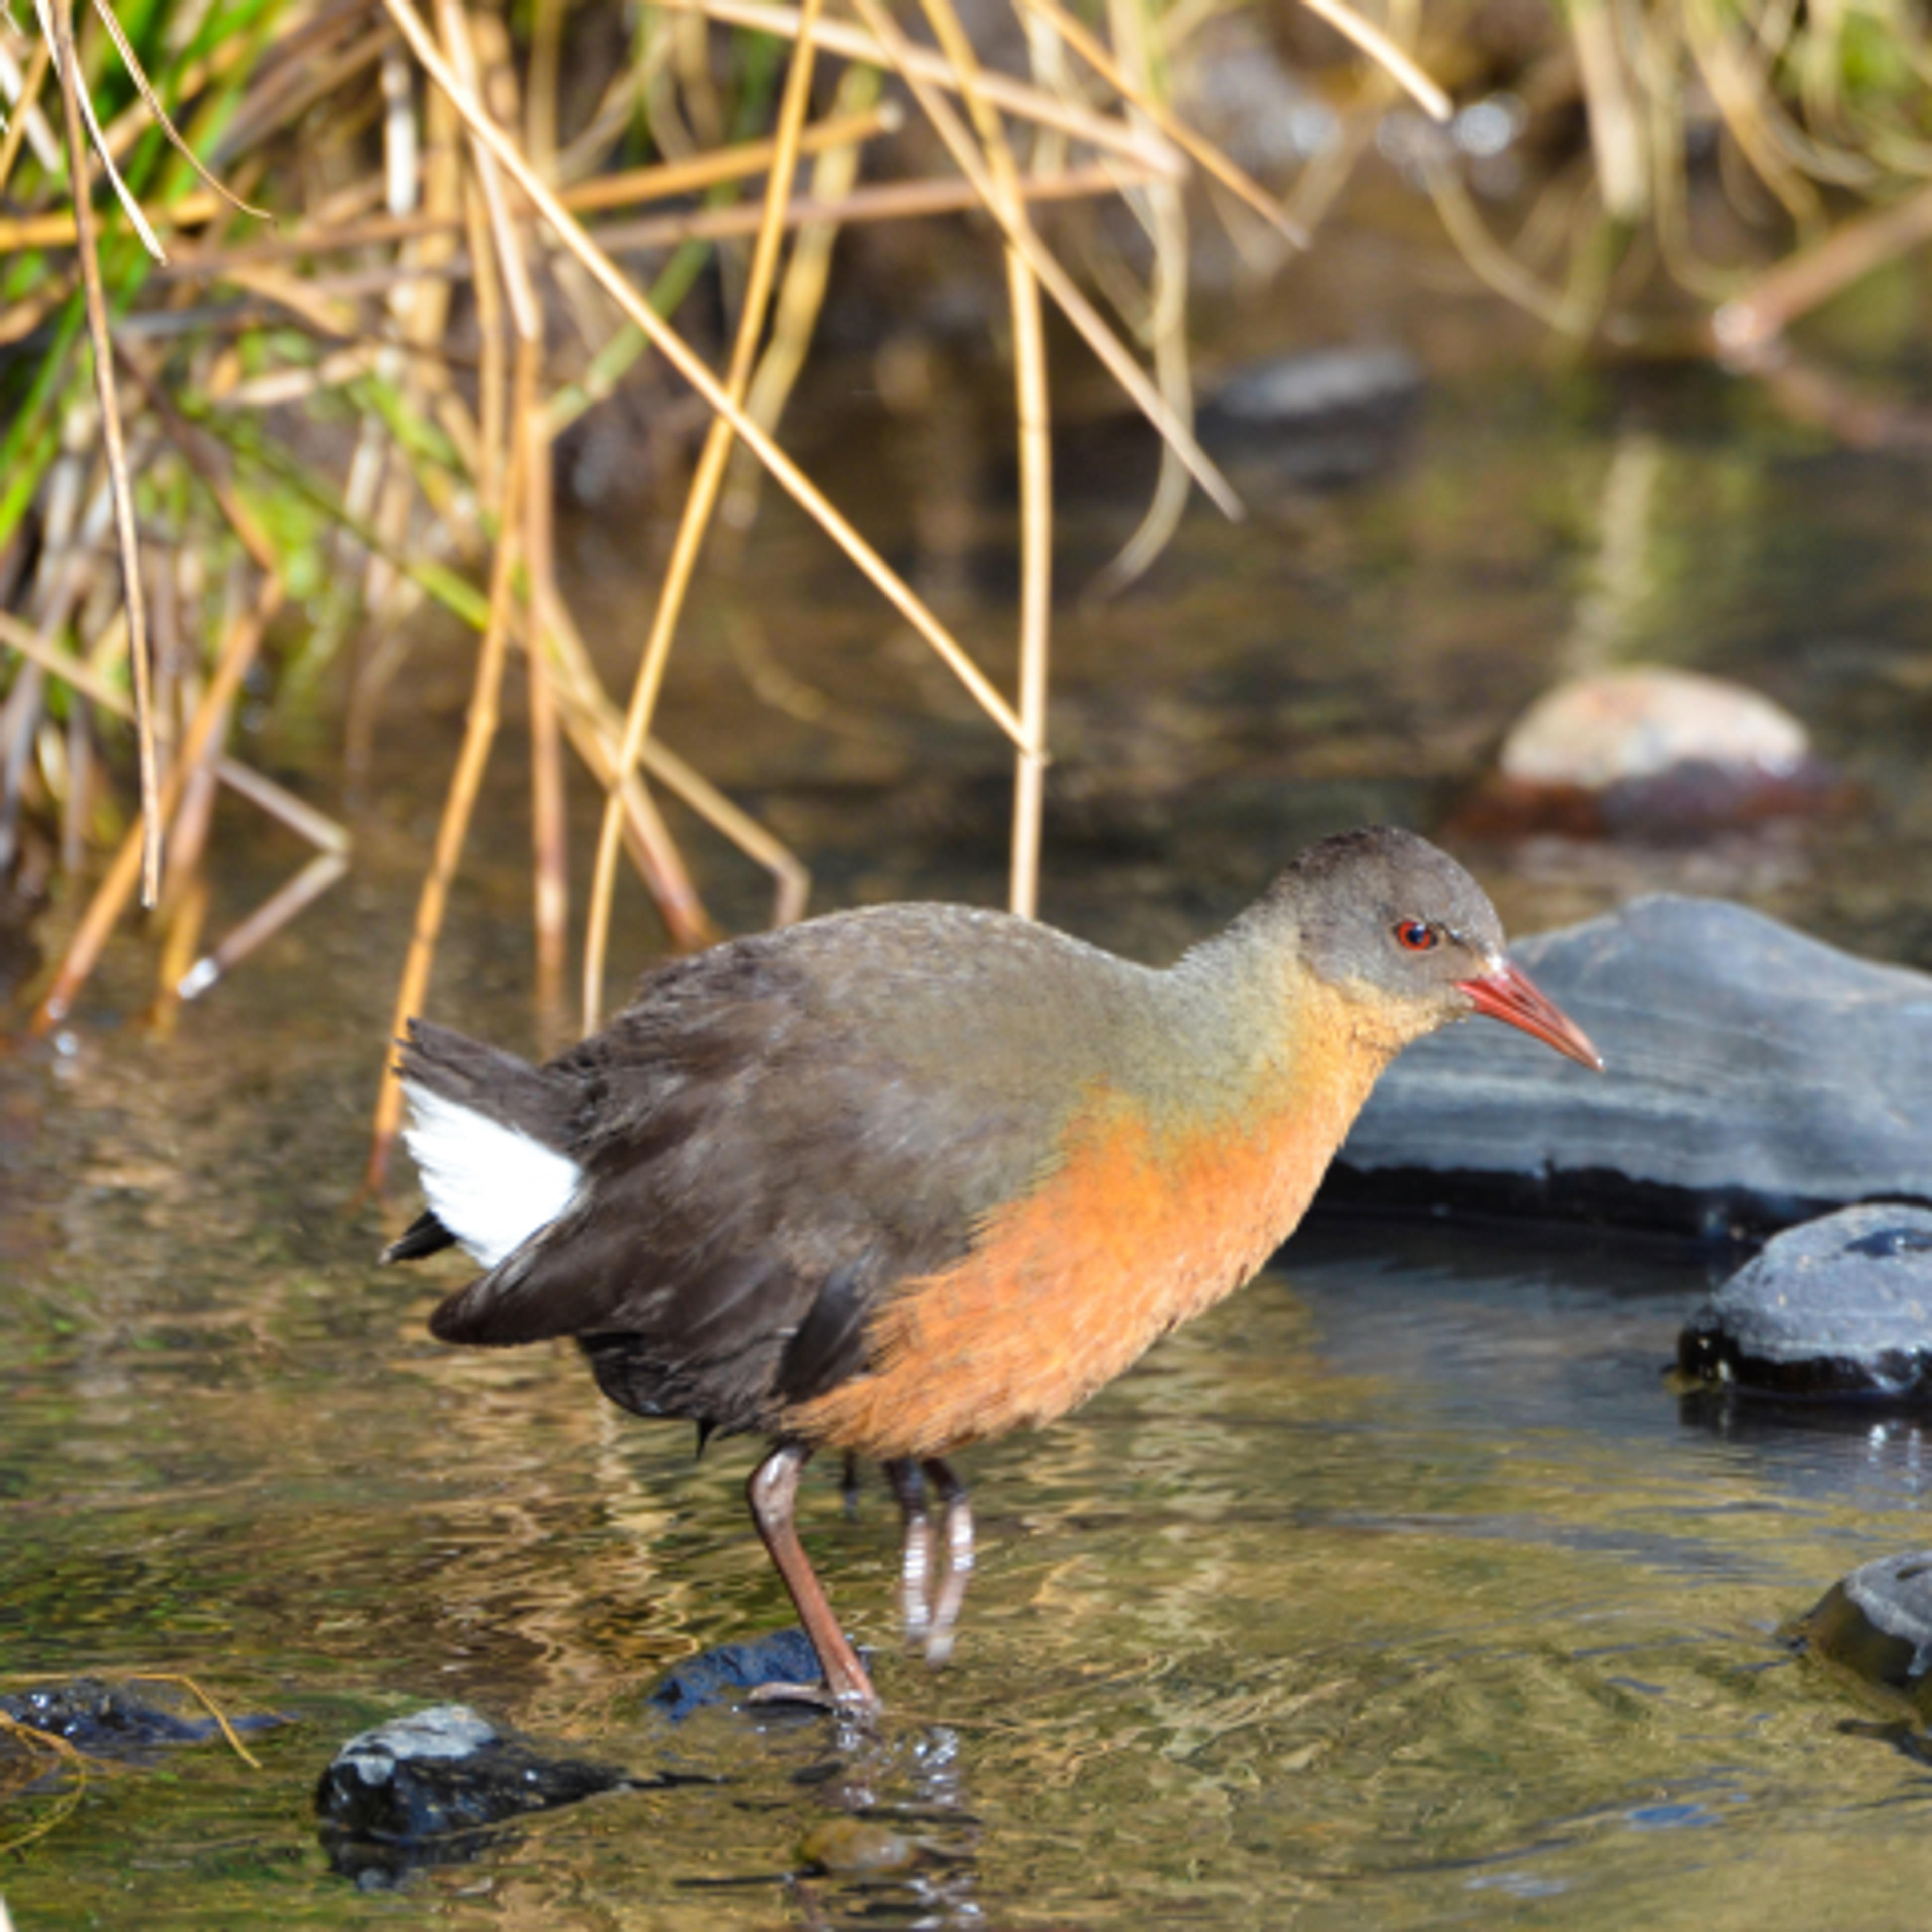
top-left (315, 1705), bottom-right (630, 1853)
top-left (798, 1816), bottom-right (922, 1875)
top-left (1331, 897), bottom-right (1932, 1237)
top-left (0, 1678), bottom-right (278, 1758)
top-left (646, 1627), bottom-right (836, 1721)
top-left (1195, 345), bottom-right (1424, 488)
top-left (1678, 1207), bottom-right (1932, 1400)
top-left (1461, 668), bottom-right (1843, 840)
top-left (1798, 1552), bottom-right (1932, 1699)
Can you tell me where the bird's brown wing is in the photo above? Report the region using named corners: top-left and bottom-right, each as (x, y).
top-left (426, 908), bottom-right (1117, 1434)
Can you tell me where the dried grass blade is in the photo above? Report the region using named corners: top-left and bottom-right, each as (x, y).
top-left (378, 0), bottom-right (1034, 754)
top-left (1013, 0), bottom-right (1306, 245)
top-left (34, 0), bottom-right (167, 260)
top-left (87, 0), bottom-right (271, 219)
top-left (28, 574), bottom-right (284, 1030)
top-left (1713, 179), bottom-right (1932, 360)
top-left (847, 0), bottom-right (1242, 520)
top-left (47, 0), bottom-right (161, 904)
top-left (654, 0), bottom-right (1183, 176)
top-left (125, 1673), bottom-right (264, 1770)
top-left (582, 162), bottom-right (1158, 249)
top-left (911, 0), bottom-right (1051, 916)
top-left (1083, 0), bottom-right (1194, 601)
top-left (179, 850), bottom-right (352, 1002)
top-left (583, 0), bottom-right (829, 1026)
top-left (1296, 0), bottom-right (1451, 122)
top-left (0, 31), bottom-right (50, 194)
top-left (367, 411), bottom-right (526, 1188)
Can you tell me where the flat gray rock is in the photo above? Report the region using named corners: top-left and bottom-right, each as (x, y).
top-left (1329, 895), bottom-right (1932, 1236)
top-left (1678, 1205), bottom-right (1932, 1398)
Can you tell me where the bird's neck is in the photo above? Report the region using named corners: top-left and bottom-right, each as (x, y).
top-left (1159, 913), bottom-right (1410, 1119)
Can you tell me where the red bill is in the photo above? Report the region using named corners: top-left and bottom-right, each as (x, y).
top-left (1456, 961), bottom-right (1604, 1072)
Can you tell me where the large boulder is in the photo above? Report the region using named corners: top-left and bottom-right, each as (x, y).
top-left (1328, 895), bottom-right (1932, 1237)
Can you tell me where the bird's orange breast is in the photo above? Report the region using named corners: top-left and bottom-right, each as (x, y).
top-left (784, 1008), bottom-right (1385, 1459)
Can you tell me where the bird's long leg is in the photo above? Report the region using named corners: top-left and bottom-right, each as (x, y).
top-left (885, 1457), bottom-right (935, 1650)
top-left (746, 1443), bottom-right (880, 1714)
top-left (921, 1457), bottom-right (974, 1668)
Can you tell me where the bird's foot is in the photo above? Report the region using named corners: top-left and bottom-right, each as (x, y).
top-left (889, 1457), bottom-right (975, 1668)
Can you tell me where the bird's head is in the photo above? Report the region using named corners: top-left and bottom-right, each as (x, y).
top-left (1277, 827), bottom-right (1603, 1069)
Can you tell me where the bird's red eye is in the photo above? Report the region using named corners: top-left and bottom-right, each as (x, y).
top-left (1395, 920), bottom-right (1437, 952)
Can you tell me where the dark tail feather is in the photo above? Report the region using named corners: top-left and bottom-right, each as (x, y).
top-left (382, 1210), bottom-right (457, 1265)
top-left (396, 1017), bottom-right (575, 1148)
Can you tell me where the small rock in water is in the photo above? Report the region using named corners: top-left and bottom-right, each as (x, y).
top-left (647, 1627), bottom-right (836, 1721)
top-left (0, 1678), bottom-right (280, 1759)
top-left (1332, 897), bottom-right (1932, 1237)
top-left (316, 1704), bottom-right (632, 1884)
top-left (798, 1816), bottom-right (922, 1875)
top-left (1463, 668), bottom-right (1841, 838)
top-left (1196, 345), bottom-right (1424, 488)
top-left (1678, 1206), bottom-right (1932, 1399)
top-left (1797, 1552), bottom-right (1932, 1699)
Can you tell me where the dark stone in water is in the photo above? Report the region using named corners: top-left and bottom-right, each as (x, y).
top-left (316, 1637), bottom-right (825, 1889)
top-left (1, 1677), bottom-right (280, 1758)
top-left (1196, 345), bottom-right (1423, 488)
top-left (646, 1626), bottom-right (827, 1721)
top-left (1798, 1552), bottom-right (1932, 1697)
top-left (1328, 897), bottom-right (1932, 1238)
top-left (1678, 1206), bottom-right (1932, 1400)
top-left (316, 1705), bottom-right (634, 1884)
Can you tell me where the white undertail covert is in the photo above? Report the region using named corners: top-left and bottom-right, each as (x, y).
top-left (401, 1083), bottom-right (583, 1268)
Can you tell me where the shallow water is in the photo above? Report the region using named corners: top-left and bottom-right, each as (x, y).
top-left (10, 340), bottom-right (1932, 1927)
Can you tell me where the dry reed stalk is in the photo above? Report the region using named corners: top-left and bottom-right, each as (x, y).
top-left (31, 365), bottom-right (357, 1007)
top-left (0, 31), bottom-right (50, 192)
top-left (580, 0), bottom-right (829, 1030)
top-left (1012, 0), bottom-right (1304, 246)
top-left (29, 574), bottom-right (285, 1032)
top-left (526, 0), bottom-right (562, 168)
top-left (85, 0), bottom-right (269, 218)
top-left (846, 0), bottom-right (1241, 522)
top-left (538, 602), bottom-right (720, 948)
top-left (1422, 153), bottom-right (1591, 335)
top-left (1295, 0), bottom-right (1450, 122)
top-left (1681, 0), bottom-right (1820, 230)
top-left (521, 375), bottom-right (569, 1022)
top-left (150, 870), bottom-right (210, 1036)
top-left (1712, 180), bottom-right (1932, 360)
top-left (539, 596), bottom-right (807, 931)
top-left (156, 164), bottom-right (1165, 315)
top-left (1569, 0), bottom-right (1648, 223)
top-left (579, 161), bottom-right (1160, 249)
top-left (181, 848), bottom-right (354, 999)
top-left (123, 1673), bottom-right (264, 1768)
top-left (910, 0), bottom-right (1052, 917)
top-left (436, 0), bottom-right (568, 1023)
top-left (462, 157), bottom-right (508, 513)
top-left (165, 107), bottom-right (900, 274)
top-left (721, 66), bottom-right (879, 532)
top-left (366, 403), bottom-right (528, 1187)
top-left (0, 1712), bottom-right (88, 1855)
top-left (380, 0), bottom-right (1035, 755)
top-left (1082, 0), bottom-right (1194, 604)
top-left (48, 0), bottom-right (161, 903)
top-left (652, 0), bottom-right (1184, 175)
